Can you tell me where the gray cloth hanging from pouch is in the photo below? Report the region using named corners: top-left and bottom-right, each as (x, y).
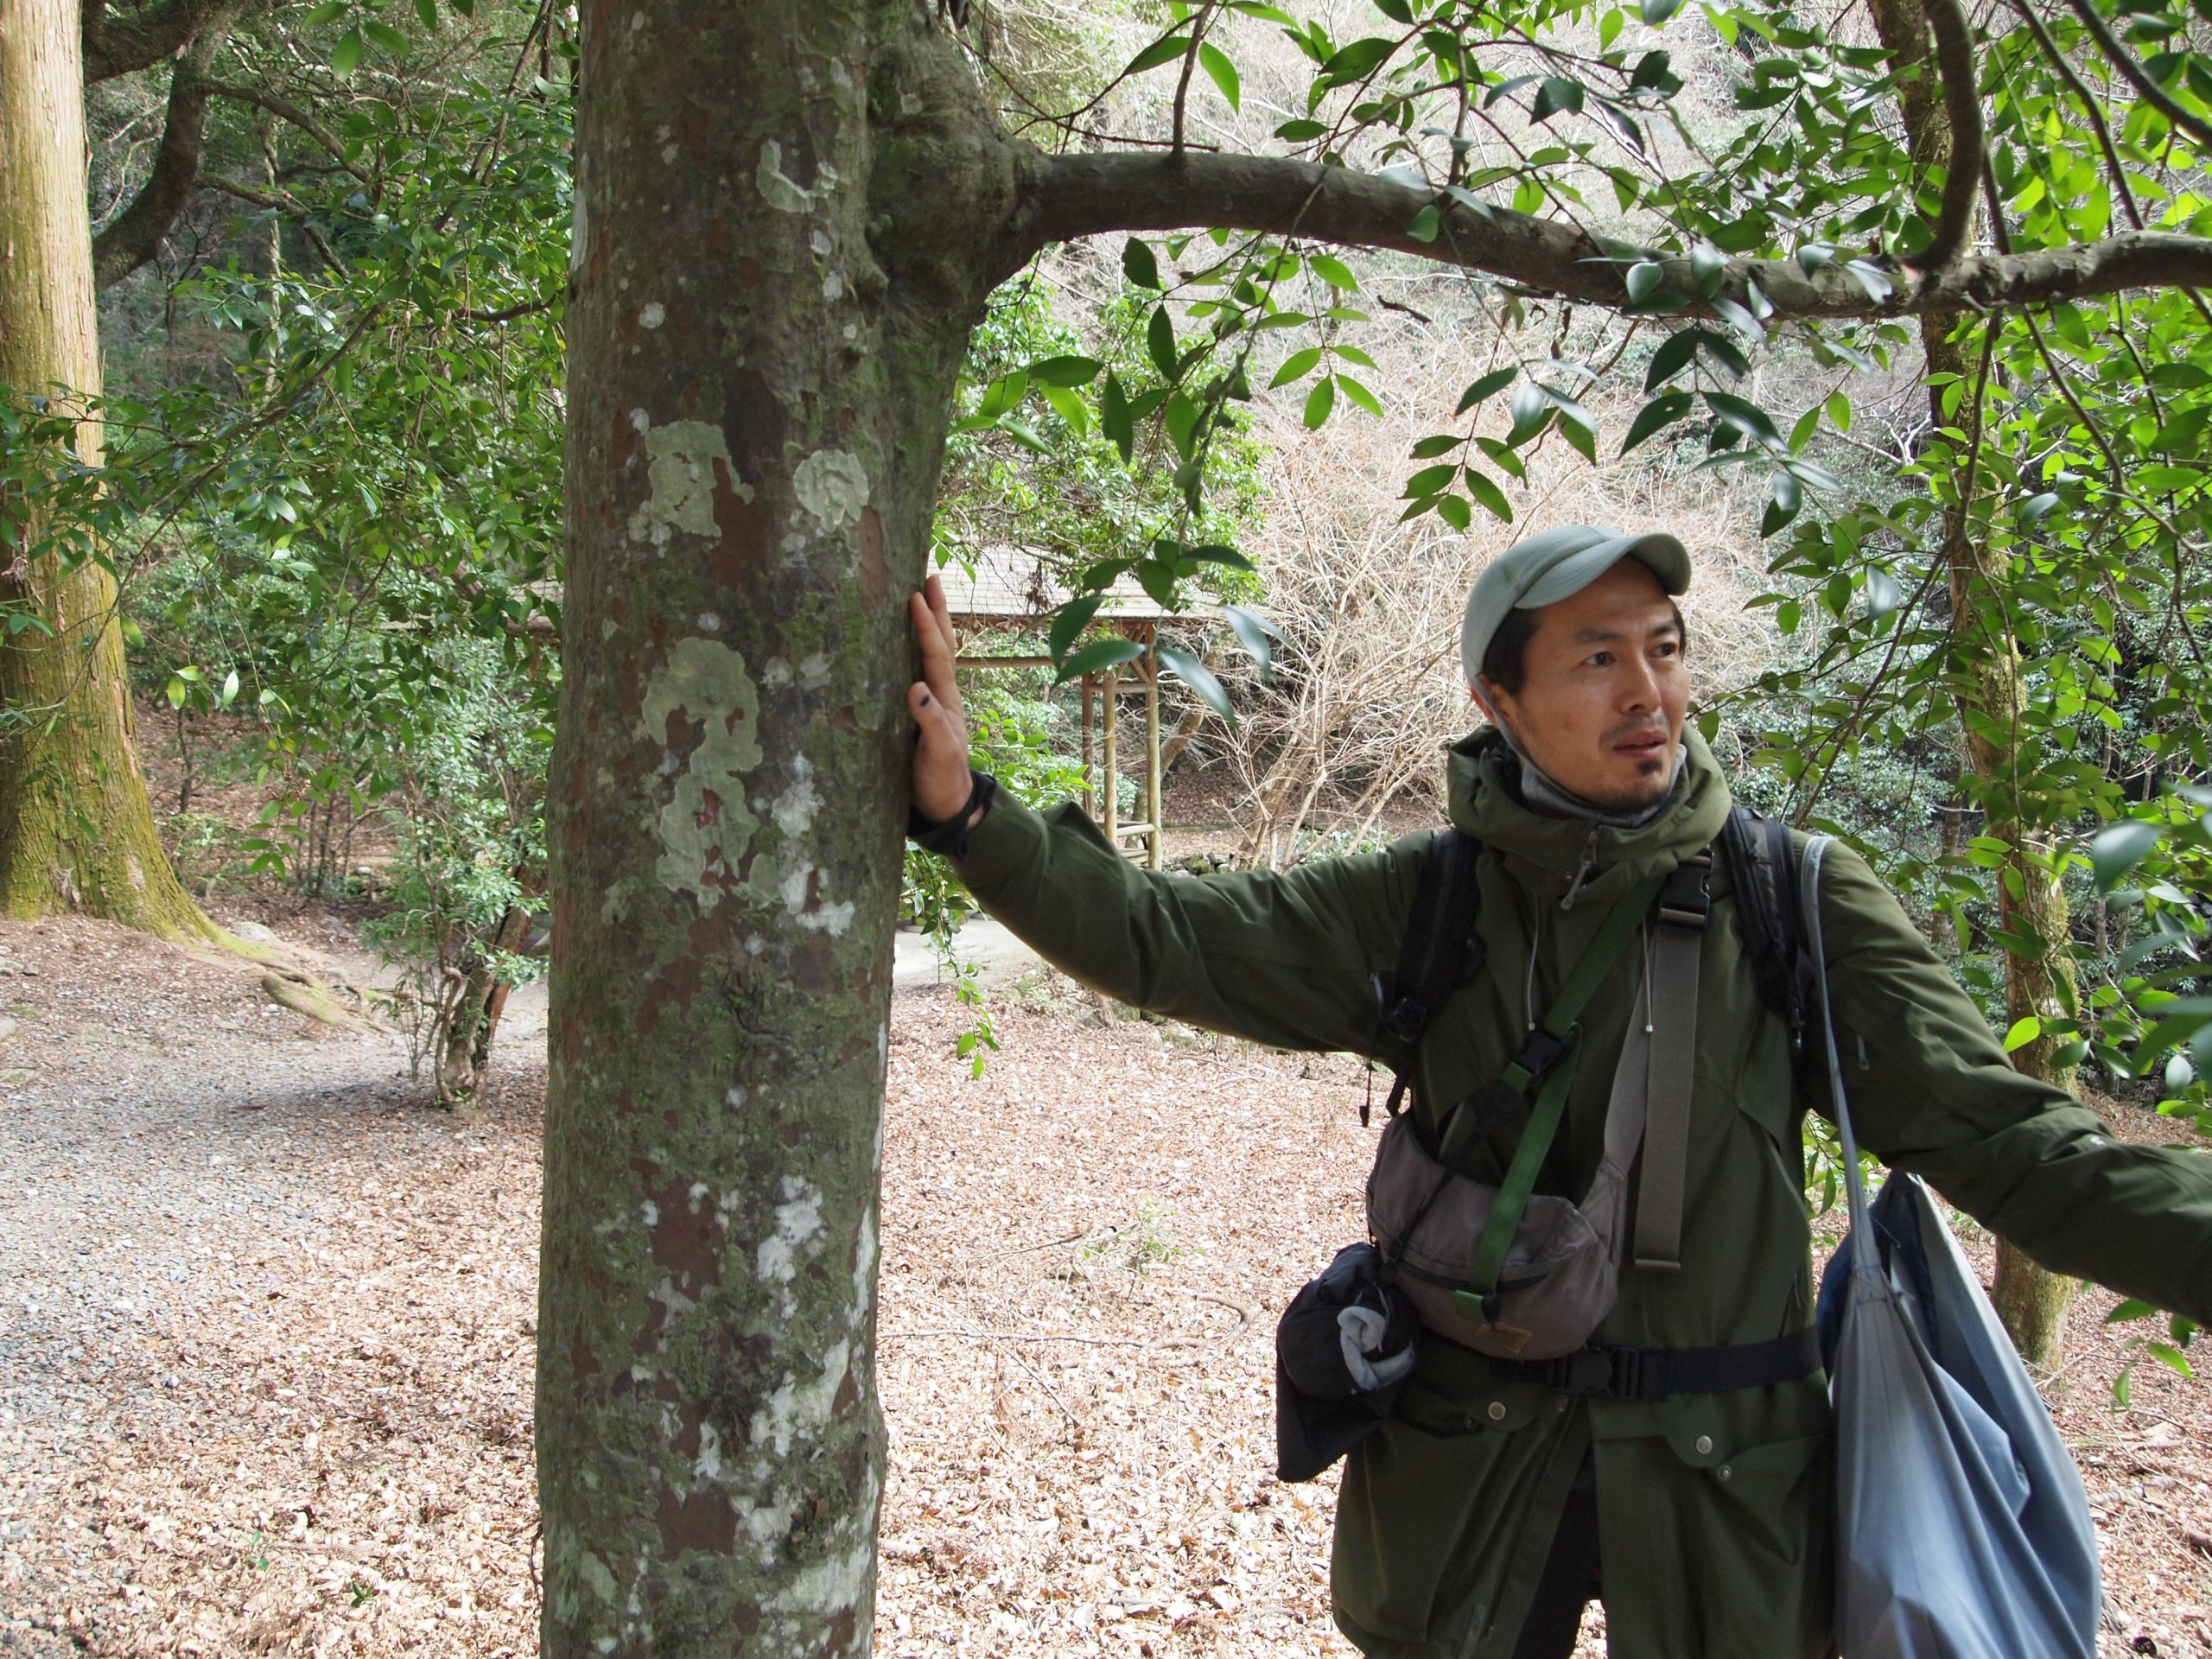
top-left (1802, 836), bottom-right (2101, 1659)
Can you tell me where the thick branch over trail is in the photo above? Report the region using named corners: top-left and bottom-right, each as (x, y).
top-left (91, 3), bottom-right (240, 289)
top-left (1019, 149), bottom-right (2212, 317)
top-left (81, 0), bottom-right (235, 80)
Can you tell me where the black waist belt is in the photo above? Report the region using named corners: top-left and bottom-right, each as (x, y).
top-left (1481, 1326), bottom-right (1823, 1403)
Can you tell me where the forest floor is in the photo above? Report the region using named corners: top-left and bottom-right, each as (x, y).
top-left (0, 894), bottom-right (2208, 1658)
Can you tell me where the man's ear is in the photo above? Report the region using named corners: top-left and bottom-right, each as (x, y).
top-left (1471, 676), bottom-right (1514, 738)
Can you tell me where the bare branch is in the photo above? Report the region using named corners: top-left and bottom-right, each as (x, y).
top-left (1017, 148), bottom-right (2212, 321)
top-left (1923, 0), bottom-right (1986, 270)
top-left (201, 172), bottom-right (289, 209)
top-left (2059, 0), bottom-right (2212, 152)
top-left (91, 4), bottom-right (241, 289)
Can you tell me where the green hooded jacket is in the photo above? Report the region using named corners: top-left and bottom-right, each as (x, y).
top-left (944, 727), bottom-right (2212, 1659)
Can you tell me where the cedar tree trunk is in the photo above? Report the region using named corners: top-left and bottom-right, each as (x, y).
top-left (0, 0), bottom-right (213, 939)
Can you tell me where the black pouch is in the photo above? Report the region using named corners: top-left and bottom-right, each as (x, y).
top-left (1274, 1242), bottom-right (1420, 1482)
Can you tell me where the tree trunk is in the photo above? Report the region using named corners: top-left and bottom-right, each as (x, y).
top-left (1866, 0), bottom-right (2078, 1366)
top-left (537, 4), bottom-right (1017, 1650)
top-left (0, 0), bottom-right (213, 940)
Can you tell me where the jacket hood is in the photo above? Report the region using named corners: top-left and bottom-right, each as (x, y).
top-left (1444, 724), bottom-right (1734, 905)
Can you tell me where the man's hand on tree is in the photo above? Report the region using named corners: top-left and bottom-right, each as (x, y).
top-left (906, 575), bottom-right (981, 829)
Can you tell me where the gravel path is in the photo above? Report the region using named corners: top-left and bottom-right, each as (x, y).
top-left (0, 911), bottom-right (2205, 1656)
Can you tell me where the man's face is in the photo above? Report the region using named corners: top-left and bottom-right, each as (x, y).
top-left (1476, 559), bottom-right (1689, 814)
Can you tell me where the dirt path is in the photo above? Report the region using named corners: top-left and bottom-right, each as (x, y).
top-left (0, 913), bottom-right (2206, 1656)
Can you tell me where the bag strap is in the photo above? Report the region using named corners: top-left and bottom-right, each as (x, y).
top-left (1453, 869), bottom-right (1670, 1327)
top-left (1631, 850), bottom-right (1712, 1271)
top-left (1369, 828), bottom-right (1487, 1126)
top-left (1798, 836), bottom-right (1873, 1249)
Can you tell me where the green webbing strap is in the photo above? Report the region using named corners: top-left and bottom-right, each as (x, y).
top-left (1452, 870), bottom-right (1669, 1325)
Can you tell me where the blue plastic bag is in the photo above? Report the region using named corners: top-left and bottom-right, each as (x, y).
top-left (1802, 837), bottom-right (2101, 1659)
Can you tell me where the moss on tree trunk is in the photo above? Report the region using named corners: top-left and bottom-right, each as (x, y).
top-left (0, 0), bottom-right (214, 942)
top-left (536, 3), bottom-right (1022, 1650)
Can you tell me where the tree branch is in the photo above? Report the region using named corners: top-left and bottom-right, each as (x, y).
top-left (91, 4), bottom-right (241, 290)
top-left (1017, 149), bottom-right (2212, 321)
top-left (2059, 0), bottom-right (2212, 152)
top-left (1923, 0), bottom-right (1986, 270)
top-left (204, 79), bottom-right (372, 182)
top-left (83, 0), bottom-right (234, 82)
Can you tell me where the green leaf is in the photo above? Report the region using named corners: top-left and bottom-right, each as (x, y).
top-left (1268, 347), bottom-right (1322, 388)
top-left (303, 0), bottom-right (346, 20)
top-left (1410, 433), bottom-right (1461, 459)
top-left (1456, 366), bottom-right (1517, 414)
top-left (1029, 354), bottom-right (1103, 386)
top-left (2105, 1299), bottom-right (2158, 1324)
top-left (1624, 260), bottom-right (1664, 304)
top-left (1866, 569), bottom-right (1903, 619)
top-left (1222, 603), bottom-right (1281, 681)
top-left (1124, 31), bottom-right (1195, 75)
top-left (1558, 414), bottom-right (1596, 463)
top-left (414, 0), bottom-right (437, 30)
top-left (1436, 495), bottom-right (1474, 531)
top-left (1198, 41), bottom-right (1242, 111)
top-left (1760, 469), bottom-right (1801, 536)
top-left (164, 675), bottom-right (189, 710)
top-left (2003, 1015), bottom-right (2044, 1053)
top-left (1040, 382), bottom-right (1089, 435)
top-left (1274, 118), bottom-right (1328, 141)
top-left (1403, 463), bottom-right (1460, 498)
top-left (1705, 390), bottom-right (1782, 446)
top-left (1619, 391), bottom-right (1692, 455)
top-left (1642, 0), bottom-right (1685, 21)
top-left (1303, 377), bottom-right (1337, 428)
top-left (1101, 372), bottom-right (1134, 462)
top-left (2092, 819), bottom-right (2165, 891)
top-left (1147, 308), bottom-right (1179, 381)
top-left (1825, 390), bottom-right (1852, 433)
top-left (360, 16), bottom-right (408, 53)
top-left (1319, 35), bottom-right (1395, 83)
top-left (1179, 543), bottom-right (1255, 571)
top-left (1690, 242), bottom-right (1725, 299)
top-left (1307, 252), bottom-right (1358, 290)
top-left (1531, 77), bottom-right (1586, 122)
top-left (1336, 373), bottom-right (1382, 416)
top-left (1049, 594), bottom-right (1105, 664)
top-left (332, 27), bottom-right (365, 75)
top-left (1789, 404), bottom-right (1821, 454)
top-left (1123, 237), bottom-right (1162, 290)
top-left (1160, 645), bottom-right (1235, 727)
top-left (1644, 327), bottom-right (1700, 390)
top-left (1464, 469), bottom-right (1513, 522)
top-left (1408, 204), bottom-right (1441, 242)
top-left (1056, 637), bottom-right (1147, 683)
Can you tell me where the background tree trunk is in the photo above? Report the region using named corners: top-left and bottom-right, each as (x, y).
top-left (0, 0), bottom-right (213, 940)
top-left (1868, 0), bottom-right (2080, 1366)
top-left (537, 3), bottom-right (1011, 1650)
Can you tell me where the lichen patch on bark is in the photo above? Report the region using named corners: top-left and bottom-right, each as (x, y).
top-left (628, 416), bottom-right (749, 545)
top-left (791, 448), bottom-right (869, 533)
top-left (638, 638), bottom-right (762, 906)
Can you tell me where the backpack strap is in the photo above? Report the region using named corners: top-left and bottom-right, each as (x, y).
top-left (1721, 804), bottom-right (1811, 1055)
top-left (1368, 829), bottom-right (1487, 1126)
top-left (1630, 849), bottom-right (1713, 1271)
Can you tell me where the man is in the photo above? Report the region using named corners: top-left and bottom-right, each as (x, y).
top-left (902, 526), bottom-right (2212, 1659)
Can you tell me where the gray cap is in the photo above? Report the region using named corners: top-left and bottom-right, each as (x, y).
top-left (1460, 524), bottom-right (1692, 687)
